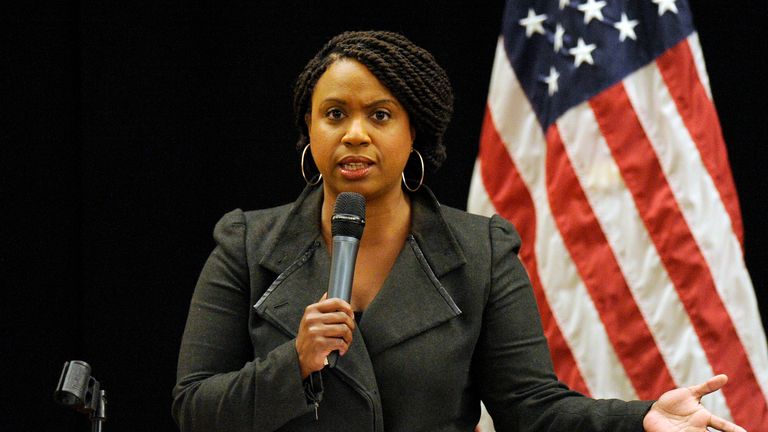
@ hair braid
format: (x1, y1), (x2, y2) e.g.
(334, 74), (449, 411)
(292, 31), (454, 172)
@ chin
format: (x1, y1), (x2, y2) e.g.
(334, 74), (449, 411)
(326, 177), (403, 201)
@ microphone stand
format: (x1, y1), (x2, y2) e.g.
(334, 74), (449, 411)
(54, 360), (108, 432)
(90, 389), (107, 432)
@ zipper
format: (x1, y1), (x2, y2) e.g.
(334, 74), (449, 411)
(303, 370), (324, 420)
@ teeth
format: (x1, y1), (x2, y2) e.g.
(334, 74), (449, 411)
(342, 163), (367, 170)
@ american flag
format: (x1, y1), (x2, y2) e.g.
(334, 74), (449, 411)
(467, 1), (768, 430)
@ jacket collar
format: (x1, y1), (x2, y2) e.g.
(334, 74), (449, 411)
(259, 183), (467, 276)
(254, 183), (466, 398)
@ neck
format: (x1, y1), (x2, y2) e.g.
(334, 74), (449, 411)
(321, 187), (412, 248)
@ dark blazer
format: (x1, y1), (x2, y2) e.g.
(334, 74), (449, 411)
(172, 184), (651, 431)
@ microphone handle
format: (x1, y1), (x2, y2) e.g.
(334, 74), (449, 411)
(326, 236), (360, 367)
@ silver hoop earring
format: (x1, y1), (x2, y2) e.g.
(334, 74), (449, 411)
(301, 144), (322, 185)
(402, 149), (424, 192)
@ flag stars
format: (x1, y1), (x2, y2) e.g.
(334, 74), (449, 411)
(559, 0), (570, 10)
(614, 13), (639, 41)
(569, 38), (597, 67)
(578, 0), (607, 24)
(519, 8), (547, 38)
(554, 24), (566, 52)
(544, 67), (560, 96)
(652, 0), (679, 16)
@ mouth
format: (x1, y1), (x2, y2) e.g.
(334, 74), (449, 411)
(338, 156), (373, 179)
(340, 162), (369, 170)
(338, 156), (373, 169)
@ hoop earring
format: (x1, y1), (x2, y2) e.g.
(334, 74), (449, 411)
(301, 144), (322, 185)
(401, 148), (425, 192)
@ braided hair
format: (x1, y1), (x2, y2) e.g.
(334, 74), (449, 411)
(292, 31), (454, 173)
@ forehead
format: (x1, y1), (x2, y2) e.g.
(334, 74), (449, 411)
(311, 59), (397, 103)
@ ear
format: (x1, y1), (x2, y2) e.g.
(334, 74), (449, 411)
(305, 113), (312, 130)
(410, 125), (416, 142)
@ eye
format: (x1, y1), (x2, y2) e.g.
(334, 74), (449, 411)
(325, 108), (345, 120)
(372, 110), (391, 122)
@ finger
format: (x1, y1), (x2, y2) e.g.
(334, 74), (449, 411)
(308, 310), (356, 330)
(303, 301), (354, 324)
(320, 292), (328, 301)
(309, 322), (354, 341)
(708, 413), (747, 432)
(320, 337), (350, 356)
(315, 298), (354, 317)
(689, 374), (728, 399)
(305, 333), (349, 355)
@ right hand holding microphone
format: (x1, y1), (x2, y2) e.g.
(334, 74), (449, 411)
(295, 293), (356, 379)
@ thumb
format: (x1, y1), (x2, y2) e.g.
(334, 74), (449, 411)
(689, 374), (728, 399)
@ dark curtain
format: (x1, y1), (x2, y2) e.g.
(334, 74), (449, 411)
(4, 2), (766, 430)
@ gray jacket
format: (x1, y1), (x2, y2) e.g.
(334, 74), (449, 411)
(172, 184), (651, 431)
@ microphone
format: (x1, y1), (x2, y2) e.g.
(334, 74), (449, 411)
(326, 192), (366, 367)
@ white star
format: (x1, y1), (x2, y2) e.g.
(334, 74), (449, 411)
(544, 67), (560, 96)
(553, 24), (566, 52)
(519, 8), (547, 38)
(559, 0), (570, 10)
(613, 13), (639, 41)
(569, 38), (597, 67)
(652, 0), (679, 16)
(578, 0), (607, 24)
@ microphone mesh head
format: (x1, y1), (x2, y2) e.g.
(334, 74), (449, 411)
(332, 192), (366, 239)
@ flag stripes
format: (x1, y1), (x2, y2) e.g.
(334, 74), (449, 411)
(469, 29), (768, 430)
(656, 40), (743, 245)
(554, 100), (730, 416)
(592, 80), (766, 427)
(624, 47), (768, 409)
(477, 39), (638, 400)
(545, 124), (677, 399)
(476, 109), (591, 396)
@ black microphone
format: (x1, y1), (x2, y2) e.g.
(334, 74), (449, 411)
(326, 192), (366, 367)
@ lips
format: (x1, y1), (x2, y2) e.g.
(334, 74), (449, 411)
(338, 156), (373, 180)
(340, 162), (368, 170)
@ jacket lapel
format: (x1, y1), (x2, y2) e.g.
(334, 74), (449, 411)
(358, 189), (466, 357)
(255, 242), (381, 393)
(252, 185), (467, 390)
(253, 185), (380, 394)
(358, 236), (463, 357)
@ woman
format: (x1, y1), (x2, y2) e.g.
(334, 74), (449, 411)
(172, 31), (745, 432)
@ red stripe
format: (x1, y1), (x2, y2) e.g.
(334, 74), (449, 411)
(656, 39), (744, 246)
(478, 107), (591, 396)
(544, 124), (676, 399)
(590, 83), (767, 430)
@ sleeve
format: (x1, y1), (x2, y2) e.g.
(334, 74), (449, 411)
(171, 209), (315, 432)
(475, 215), (653, 432)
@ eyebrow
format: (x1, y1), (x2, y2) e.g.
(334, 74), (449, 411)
(320, 97), (400, 108)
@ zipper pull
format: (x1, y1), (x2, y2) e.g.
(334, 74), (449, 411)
(313, 401), (319, 420)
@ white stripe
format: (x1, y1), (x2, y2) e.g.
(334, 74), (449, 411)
(624, 58), (768, 403)
(687, 33), (713, 101)
(556, 104), (731, 418)
(482, 38), (637, 399)
(467, 161), (498, 219)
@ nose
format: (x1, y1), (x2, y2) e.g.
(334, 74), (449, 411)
(342, 116), (370, 146)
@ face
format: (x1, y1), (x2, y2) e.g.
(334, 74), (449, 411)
(306, 59), (415, 202)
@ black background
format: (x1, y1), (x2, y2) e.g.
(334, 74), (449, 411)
(4, 2), (766, 431)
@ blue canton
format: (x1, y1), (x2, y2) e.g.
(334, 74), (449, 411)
(502, 0), (695, 130)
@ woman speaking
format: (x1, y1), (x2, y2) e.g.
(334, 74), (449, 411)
(172, 31), (745, 432)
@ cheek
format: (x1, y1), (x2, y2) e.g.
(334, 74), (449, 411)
(394, 130), (415, 166)
(308, 126), (336, 160)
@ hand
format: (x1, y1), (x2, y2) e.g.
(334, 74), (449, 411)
(295, 293), (356, 379)
(643, 375), (746, 431)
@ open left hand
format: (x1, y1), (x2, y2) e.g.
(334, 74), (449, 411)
(643, 375), (746, 431)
